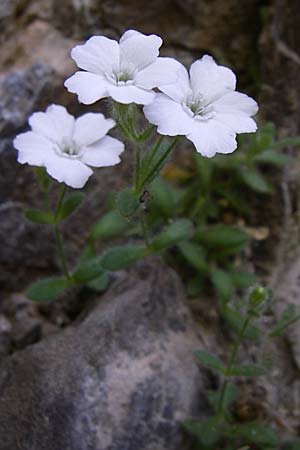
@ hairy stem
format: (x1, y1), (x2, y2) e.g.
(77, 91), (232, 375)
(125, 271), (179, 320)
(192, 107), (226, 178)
(53, 184), (70, 279)
(216, 315), (250, 418)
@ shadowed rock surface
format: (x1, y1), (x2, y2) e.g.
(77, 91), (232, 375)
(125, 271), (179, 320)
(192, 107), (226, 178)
(0, 260), (205, 450)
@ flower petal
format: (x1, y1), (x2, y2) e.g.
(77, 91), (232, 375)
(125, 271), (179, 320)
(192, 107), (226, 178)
(64, 72), (110, 104)
(159, 60), (190, 102)
(135, 57), (180, 90)
(190, 55), (236, 103)
(143, 93), (194, 136)
(119, 30), (162, 71)
(13, 131), (54, 166)
(45, 154), (93, 189)
(215, 113), (257, 133)
(213, 91), (259, 116)
(187, 120), (237, 157)
(81, 136), (125, 167)
(70, 36), (119, 75)
(107, 85), (155, 105)
(29, 104), (75, 143)
(73, 113), (115, 147)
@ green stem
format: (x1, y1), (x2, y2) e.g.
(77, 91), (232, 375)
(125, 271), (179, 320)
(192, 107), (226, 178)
(216, 315), (250, 418)
(140, 136), (178, 189)
(141, 211), (150, 247)
(135, 145), (141, 193)
(53, 184), (70, 279)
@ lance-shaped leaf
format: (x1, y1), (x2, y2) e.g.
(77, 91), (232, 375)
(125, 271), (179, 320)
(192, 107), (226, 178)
(101, 244), (147, 271)
(27, 276), (72, 301)
(25, 209), (55, 225)
(151, 219), (194, 251)
(56, 192), (85, 221)
(194, 350), (225, 374)
(90, 210), (129, 242)
(229, 364), (266, 377)
(118, 187), (139, 218)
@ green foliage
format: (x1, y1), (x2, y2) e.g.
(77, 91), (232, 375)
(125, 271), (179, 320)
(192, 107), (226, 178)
(100, 244), (147, 271)
(87, 272), (110, 293)
(183, 418), (223, 448)
(26, 276), (72, 301)
(230, 423), (280, 448)
(25, 209), (55, 224)
(269, 304), (300, 337)
(195, 225), (249, 253)
(90, 210), (129, 242)
(228, 363), (266, 377)
(56, 192), (85, 221)
(208, 384), (239, 412)
(194, 350), (225, 374)
(151, 219), (194, 251)
(117, 187), (139, 217)
(211, 269), (234, 303)
(72, 255), (104, 283)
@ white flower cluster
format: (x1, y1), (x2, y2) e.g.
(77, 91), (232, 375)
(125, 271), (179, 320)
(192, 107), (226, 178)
(14, 29), (258, 188)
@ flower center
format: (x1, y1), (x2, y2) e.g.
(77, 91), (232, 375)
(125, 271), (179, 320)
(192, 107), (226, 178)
(183, 93), (215, 121)
(105, 63), (137, 86)
(55, 137), (81, 159)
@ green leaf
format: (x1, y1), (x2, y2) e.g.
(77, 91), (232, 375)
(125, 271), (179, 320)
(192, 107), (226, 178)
(72, 255), (104, 283)
(150, 178), (179, 218)
(101, 244), (146, 271)
(178, 241), (208, 274)
(240, 169), (272, 194)
(117, 188), (139, 217)
(211, 269), (234, 303)
(208, 384), (239, 412)
(273, 137), (300, 149)
(223, 306), (262, 340)
(254, 149), (292, 165)
(194, 153), (214, 190)
(140, 137), (177, 187)
(194, 350), (225, 373)
(183, 418), (223, 447)
(229, 363), (266, 377)
(269, 304), (300, 337)
(27, 276), (72, 301)
(90, 210), (129, 242)
(195, 224), (249, 252)
(35, 167), (51, 192)
(151, 219), (194, 251)
(56, 192), (85, 221)
(230, 271), (256, 288)
(231, 423), (279, 447)
(25, 209), (55, 225)
(87, 272), (109, 293)
(137, 125), (155, 143)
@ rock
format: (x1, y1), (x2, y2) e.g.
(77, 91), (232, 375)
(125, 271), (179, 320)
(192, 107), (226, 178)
(0, 63), (58, 137)
(0, 202), (56, 289)
(0, 316), (12, 358)
(0, 259), (206, 450)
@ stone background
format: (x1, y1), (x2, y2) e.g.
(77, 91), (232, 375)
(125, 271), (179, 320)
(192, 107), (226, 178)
(1, 0), (300, 448)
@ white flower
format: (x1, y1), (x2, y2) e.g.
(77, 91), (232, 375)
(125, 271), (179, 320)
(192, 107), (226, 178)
(143, 55), (259, 157)
(64, 29), (179, 106)
(14, 104), (124, 189)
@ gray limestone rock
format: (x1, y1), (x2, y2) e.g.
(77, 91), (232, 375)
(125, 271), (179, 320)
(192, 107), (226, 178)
(0, 259), (206, 450)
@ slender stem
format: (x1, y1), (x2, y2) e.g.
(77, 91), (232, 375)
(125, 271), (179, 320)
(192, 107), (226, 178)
(135, 145), (141, 193)
(141, 211), (150, 247)
(216, 315), (250, 418)
(53, 184), (70, 279)
(140, 136), (178, 189)
(146, 135), (164, 171)
(54, 224), (70, 278)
